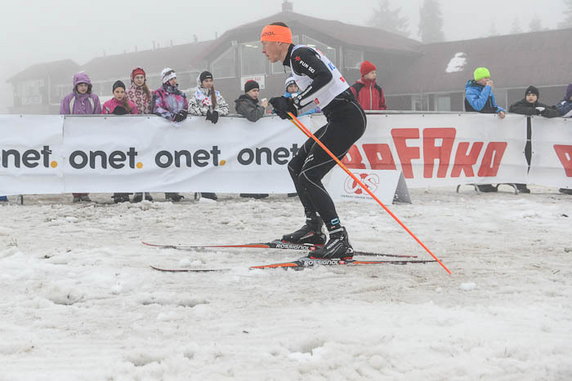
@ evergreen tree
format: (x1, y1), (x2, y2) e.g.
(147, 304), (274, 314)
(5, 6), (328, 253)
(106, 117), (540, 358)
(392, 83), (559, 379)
(529, 16), (542, 32)
(559, 0), (572, 28)
(419, 0), (445, 43)
(368, 0), (410, 37)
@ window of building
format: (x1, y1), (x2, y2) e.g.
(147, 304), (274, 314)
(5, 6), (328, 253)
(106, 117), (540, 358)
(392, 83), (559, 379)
(303, 36), (337, 65)
(240, 41), (266, 76)
(344, 49), (363, 69)
(212, 46), (236, 79)
(412, 95), (424, 111)
(435, 95), (451, 111)
(19, 79), (44, 105)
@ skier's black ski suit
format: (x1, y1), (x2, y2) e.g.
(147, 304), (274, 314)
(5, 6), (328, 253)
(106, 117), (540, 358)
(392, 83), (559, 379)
(284, 44), (367, 228)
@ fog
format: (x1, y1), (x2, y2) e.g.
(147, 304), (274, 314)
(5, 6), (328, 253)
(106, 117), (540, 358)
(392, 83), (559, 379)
(0, 0), (565, 112)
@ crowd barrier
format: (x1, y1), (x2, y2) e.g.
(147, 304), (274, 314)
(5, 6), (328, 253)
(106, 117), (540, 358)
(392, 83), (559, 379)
(0, 113), (570, 195)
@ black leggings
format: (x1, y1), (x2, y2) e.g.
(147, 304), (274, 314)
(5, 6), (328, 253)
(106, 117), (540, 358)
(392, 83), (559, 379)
(288, 97), (367, 228)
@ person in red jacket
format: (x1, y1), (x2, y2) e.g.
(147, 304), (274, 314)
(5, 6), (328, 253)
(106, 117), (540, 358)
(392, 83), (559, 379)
(350, 61), (387, 111)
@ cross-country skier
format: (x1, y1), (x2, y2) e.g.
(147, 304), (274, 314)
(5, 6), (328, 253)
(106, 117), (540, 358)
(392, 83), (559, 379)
(260, 22), (367, 260)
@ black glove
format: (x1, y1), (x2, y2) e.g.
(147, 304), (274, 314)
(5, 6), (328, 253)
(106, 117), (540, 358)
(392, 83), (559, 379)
(173, 110), (188, 122)
(206, 109), (219, 124)
(270, 96), (297, 120)
(112, 106), (128, 115)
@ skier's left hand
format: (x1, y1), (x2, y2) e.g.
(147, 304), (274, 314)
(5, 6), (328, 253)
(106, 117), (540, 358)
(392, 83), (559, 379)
(269, 96), (297, 120)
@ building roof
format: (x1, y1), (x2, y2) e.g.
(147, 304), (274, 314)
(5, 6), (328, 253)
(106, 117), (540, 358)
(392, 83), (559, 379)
(201, 10), (422, 59)
(385, 27), (572, 95)
(80, 40), (214, 80)
(7, 59), (80, 83)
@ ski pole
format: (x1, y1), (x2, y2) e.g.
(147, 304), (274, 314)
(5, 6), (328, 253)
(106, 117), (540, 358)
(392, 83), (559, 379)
(287, 112), (452, 275)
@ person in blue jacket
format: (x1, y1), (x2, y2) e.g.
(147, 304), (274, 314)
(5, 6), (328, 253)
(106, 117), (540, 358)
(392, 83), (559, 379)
(282, 77), (320, 116)
(465, 67), (506, 192)
(465, 67), (506, 117)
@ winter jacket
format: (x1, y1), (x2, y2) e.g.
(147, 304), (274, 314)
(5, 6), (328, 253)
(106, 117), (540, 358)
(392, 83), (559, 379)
(102, 97), (139, 115)
(349, 78), (387, 110)
(187, 77), (230, 116)
(152, 83), (189, 121)
(283, 91), (320, 116)
(555, 100), (572, 117)
(60, 72), (101, 115)
(127, 85), (152, 114)
(235, 94), (265, 122)
(509, 99), (560, 118)
(464, 80), (505, 114)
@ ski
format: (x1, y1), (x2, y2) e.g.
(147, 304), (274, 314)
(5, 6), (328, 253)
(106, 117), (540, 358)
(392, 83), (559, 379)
(250, 258), (437, 270)
(142, 240), (417, 259)
(150, 265), (228, 273)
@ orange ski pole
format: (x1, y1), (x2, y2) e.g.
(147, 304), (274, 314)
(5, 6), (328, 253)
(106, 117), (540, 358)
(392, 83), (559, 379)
(287, 112), (452, 274)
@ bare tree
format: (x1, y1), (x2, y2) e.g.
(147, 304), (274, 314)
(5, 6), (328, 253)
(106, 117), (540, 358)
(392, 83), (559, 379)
(368, 0), (410, 37)
(559, 0), (572, 28)
(419, 0), (445, 43)
(529, 16), (543, 32)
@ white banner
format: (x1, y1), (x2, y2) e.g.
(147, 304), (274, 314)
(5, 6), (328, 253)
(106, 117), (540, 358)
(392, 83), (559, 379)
(0, 115), (64, 195)
(61, 115), (311, 193)
(528, 117), (572, 188)
(0, 113), (569, 195)
(339, 113), (529, 187)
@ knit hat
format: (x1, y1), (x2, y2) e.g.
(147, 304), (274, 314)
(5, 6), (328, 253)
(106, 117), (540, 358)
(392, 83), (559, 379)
(473, 67), (491, 81)
(131, 67), (146, 81)
(112, 80), (126, 92)
(244, 80), (259, 93)
(285, 76), (296, 89)
(525, 85), (539, 97)
(566, 83), (572, 101)
(161, 67), (177, 84)
(199, 71), (213, 83)
(360, 61), (376, 76)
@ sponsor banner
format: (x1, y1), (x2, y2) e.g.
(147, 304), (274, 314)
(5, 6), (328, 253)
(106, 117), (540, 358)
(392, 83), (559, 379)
(340, 113), (529, 187)
(0, 113), (569, 194)
(0, 115), (64, 194)
(528, 117), (572, 188)
(61, 115), (309, 193)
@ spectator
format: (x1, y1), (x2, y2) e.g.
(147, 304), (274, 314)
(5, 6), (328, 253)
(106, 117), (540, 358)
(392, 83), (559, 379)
(153, 67), (189, 202)
(102, 80), (139, 203)
(235, 80), (269, 199)
(555, 84), (572, 195)
(234, 80), (268, 122)
(188, 71), (229, 122)
(555, 83), (572, 118)
(60, 72), (102, 203)
(127, 67), (152, 114)
(188, 70), (230, 201)
(127, 67), (153, 202)
(283, 76), (320, 116)
(509, 85), (560, 118)
(350, 61), (387, 111)
(465, 67), (506, 193)
(508, 86), (560, 194)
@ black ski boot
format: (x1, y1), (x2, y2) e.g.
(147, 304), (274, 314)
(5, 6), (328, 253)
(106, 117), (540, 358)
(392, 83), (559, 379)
(309, 227), (354, 260)
(282, 218), (326, 245)
(165, 193), (184, 202)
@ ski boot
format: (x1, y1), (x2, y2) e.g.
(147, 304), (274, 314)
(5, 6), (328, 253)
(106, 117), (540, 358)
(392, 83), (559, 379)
(309, 227), (354, 260)
(112, 193), (130, 203)
(281, 218), (326, 245)
(165, 192), (184, 202)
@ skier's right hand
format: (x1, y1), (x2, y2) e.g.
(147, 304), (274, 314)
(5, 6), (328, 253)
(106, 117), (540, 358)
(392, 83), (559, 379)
(270, 96), (297, 120)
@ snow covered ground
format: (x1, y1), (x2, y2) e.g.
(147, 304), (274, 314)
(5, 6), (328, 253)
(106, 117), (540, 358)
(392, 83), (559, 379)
(0, 187), (571, 381)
